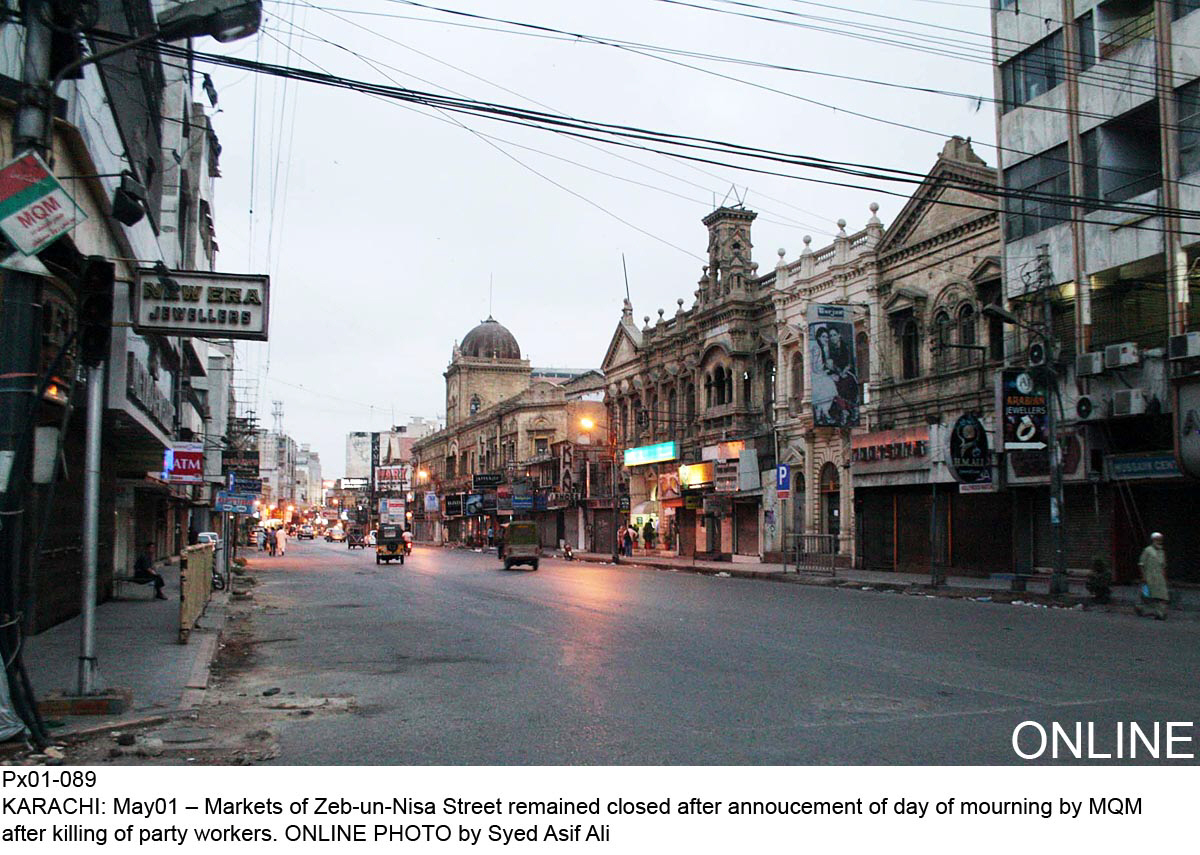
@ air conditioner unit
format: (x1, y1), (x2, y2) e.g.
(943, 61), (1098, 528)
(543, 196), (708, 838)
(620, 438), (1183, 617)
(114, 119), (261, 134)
(1076, 352), (1104, 377)
(1112, 388), (1147, 417)
(1168, 331), (1200, 360)
(1104, 342), (1139, 369)
(1074, 394), (1104, 421)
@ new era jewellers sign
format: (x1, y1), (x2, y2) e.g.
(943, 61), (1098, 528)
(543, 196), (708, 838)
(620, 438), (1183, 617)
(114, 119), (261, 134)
(135, 268), (270, 341)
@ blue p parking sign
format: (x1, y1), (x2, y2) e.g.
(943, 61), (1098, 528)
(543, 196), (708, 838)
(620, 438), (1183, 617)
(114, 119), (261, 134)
(776, 464), (791, 498)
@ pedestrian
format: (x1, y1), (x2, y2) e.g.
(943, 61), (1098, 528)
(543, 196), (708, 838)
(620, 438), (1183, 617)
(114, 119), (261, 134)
(133, 541), (167, 599)
(268, 527), (278, 557)
(276, 525), (288, 557)
(257, 527), (266, 551)
(623, 526), (634, 557)
(617, 524), (627, 556)
(643, 519), (656, 549)
(487, 526), (494, 548)
(1136, 532), (1170, 620)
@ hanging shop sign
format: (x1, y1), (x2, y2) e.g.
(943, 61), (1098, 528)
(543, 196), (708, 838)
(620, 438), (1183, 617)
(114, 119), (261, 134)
(0, 152), (86, 255)
(229, 473), (262, 494)
(678, 461), (714, 490)
(134, 268), (270, 341)
(464, 493), (484, 516)
(375, 464), (410, 492)
(948, 414), (993, 486)
(1008, 429), (1087, 485)
(163, 442), (205, 484)
(703, 495), (732, 516)
(658, 469), (681, 501)
(444, 493), (464, 517)
(340, 477), (369, 490)
(624, 441), (678, 467)
(997, 368), (1049, 451)
(214, 491), (257, 514)
(222, 448), (259, 479)
(807, 303), (861, 428)
(497, 486), (513, 512)
(473, 473), (503, 488)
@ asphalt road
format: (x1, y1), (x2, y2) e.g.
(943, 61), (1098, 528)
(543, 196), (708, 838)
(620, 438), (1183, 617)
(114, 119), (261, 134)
(236, 538), (1199, 764)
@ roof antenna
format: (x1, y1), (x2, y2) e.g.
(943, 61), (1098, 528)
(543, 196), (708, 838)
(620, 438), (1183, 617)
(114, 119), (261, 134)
(489, 273), (493, 320)
(621, 253), (631, 303)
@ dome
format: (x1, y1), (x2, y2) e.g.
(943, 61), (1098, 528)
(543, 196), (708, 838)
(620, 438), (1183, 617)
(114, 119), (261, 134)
(461, 316), (521, 360)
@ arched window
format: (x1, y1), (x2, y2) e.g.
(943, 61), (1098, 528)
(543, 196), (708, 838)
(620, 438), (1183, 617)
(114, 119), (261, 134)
(685, 382), (696, 429)
(958, 303), (976, 365)
(714, 367), (726, 406)
(724, 367), (733, 405)
(469, 395), (481, 415)
(933, 310), (951, 373)
(790, 350), (804, 412)
(901, 318), (920, 380)
(742, 368), (752, 409)
(855, 332), (870, 386)
(649, 394), (659, 438)
(620, 400), (629, 440)
(667, 387), (677, 429)
(705, 372), (714, 408)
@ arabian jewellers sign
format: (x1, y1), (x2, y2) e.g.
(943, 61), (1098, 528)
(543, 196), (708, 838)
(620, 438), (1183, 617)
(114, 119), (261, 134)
(134, 268), (270, 341)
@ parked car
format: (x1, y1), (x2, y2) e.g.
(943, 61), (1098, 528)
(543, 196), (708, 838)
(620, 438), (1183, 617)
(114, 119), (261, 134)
(298, 524), (314, 540)
(498, 521), (540, 570)
(196, 531), (221, 549)
(326, 526), (346, 542)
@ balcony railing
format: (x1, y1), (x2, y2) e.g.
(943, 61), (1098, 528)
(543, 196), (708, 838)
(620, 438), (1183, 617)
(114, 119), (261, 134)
(1099, 12), (1154, 58)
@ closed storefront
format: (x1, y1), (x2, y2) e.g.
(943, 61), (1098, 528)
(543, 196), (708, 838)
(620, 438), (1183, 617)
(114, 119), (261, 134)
(734, 500), (759, 556)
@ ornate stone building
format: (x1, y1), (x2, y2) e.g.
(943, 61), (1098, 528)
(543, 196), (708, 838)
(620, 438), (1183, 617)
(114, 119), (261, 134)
(602, 206), (779, 560)
(412, 318), (603, 547)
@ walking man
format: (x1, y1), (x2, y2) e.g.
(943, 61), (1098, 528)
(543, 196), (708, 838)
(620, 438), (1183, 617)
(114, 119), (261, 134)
(1136, 532), (1170, 620)
(276, 525), (288, 557)
(268, 527), (278, 557)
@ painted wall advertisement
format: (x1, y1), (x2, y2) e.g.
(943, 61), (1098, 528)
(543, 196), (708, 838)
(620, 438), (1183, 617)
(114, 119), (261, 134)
(807, 303), (860, 427)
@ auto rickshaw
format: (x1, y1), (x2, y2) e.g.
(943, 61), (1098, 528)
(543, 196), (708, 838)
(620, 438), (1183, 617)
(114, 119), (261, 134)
(375, 524), (405, 564)
(347, 524), (366, 549)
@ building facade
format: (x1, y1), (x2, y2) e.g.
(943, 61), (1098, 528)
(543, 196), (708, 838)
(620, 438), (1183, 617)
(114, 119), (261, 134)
(992, 1), (1200, 581)
(412, 319), (603, 547)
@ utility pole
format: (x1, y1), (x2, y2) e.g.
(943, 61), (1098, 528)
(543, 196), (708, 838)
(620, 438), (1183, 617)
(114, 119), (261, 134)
(1037, 246), (1069, 596)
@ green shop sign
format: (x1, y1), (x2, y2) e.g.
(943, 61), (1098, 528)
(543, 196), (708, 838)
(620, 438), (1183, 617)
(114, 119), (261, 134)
(623, 441), (678, 467)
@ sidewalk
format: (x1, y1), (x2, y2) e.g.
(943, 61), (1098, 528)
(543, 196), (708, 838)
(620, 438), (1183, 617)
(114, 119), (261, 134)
(20, 560), (230, 739)
(566, 550), (1200, 613)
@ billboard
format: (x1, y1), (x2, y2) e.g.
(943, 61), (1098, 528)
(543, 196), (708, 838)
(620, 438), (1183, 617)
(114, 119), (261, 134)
(375, 464), (410, 492)
(134, 268), (269, 341)
(807, 304), (860, 427)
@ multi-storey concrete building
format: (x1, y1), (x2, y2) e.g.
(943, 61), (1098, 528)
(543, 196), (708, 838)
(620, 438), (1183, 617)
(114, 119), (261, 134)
(992, 0), (1200, 581)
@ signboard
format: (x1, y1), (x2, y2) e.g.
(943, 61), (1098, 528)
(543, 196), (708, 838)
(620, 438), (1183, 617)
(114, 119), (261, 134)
(703, 495), (732, 515)
(444, 493), (464, 517)
(702, 440), (746, 462)
(134, 268), (269, 341)
(0, 152), (86, 255)
(678, 462), (714, 490)
(222, 449), (259, 478)
(807, 303), (860, 427)
(163, 442), (204, 484)
(776, 464), (791, 499)
(998, 369), (1049, 451)
(948, 414), (992, 486)
(423, 492), (440, 514)
(512, 496), (534, 511)
(624, 441), (678, 467)
(851, 428), (929, 471)
(1106, 453), (1183, 481)
(375, 464), (410, 491)
(714, 460), (739, 493)
(497, 486), (513, 513)
(214, 491), (257, 514)
(473, 473), (503, 488)
(464, 493), (484, 516)
(340, 477), (369, 490)
(382, 498), (407, 523)
(1008, 429), (1087, 484)
(230, 474), (262, 494)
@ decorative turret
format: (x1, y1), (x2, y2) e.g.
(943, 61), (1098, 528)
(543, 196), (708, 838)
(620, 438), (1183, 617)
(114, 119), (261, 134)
(701, 206), (757, 300)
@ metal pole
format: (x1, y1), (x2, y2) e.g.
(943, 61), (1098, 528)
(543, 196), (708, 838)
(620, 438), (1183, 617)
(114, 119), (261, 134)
(611, 447), (619, 564)
(77, 363), (104, 695)
(1039, 247), (1069, 596)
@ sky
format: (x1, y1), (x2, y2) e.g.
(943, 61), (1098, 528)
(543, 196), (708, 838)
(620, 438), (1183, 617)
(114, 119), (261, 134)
(198, 0), (999, 478)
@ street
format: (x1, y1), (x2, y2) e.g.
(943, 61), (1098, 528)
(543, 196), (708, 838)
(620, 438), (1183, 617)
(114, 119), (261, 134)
(199, 538), (1200, 765)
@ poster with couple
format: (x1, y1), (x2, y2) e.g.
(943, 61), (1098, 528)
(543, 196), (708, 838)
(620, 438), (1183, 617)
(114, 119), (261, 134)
(807, 303), (861, 428)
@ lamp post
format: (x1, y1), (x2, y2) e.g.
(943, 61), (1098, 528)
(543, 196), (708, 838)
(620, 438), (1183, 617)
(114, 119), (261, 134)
(983, 299), (1069, 596)
(580, 417), (620, 564)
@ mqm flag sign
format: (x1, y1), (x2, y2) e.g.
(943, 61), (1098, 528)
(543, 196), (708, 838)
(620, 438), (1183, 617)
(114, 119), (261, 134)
(163, 442), (205, 484)
(0, 153), (86, 255)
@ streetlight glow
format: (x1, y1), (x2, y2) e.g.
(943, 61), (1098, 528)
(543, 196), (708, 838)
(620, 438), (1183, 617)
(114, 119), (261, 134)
(580, 417), (596, 431)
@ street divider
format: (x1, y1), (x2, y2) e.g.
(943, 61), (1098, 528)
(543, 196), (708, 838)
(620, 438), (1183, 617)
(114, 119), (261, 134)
(179, 543), (215, 644)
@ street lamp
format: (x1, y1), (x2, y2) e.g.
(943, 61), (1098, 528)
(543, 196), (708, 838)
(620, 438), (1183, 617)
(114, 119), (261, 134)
(982, 302), (1069, 596)
(580, 417), (620, 564)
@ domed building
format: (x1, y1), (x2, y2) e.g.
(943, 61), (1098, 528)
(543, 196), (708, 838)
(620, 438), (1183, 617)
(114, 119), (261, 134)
(444, 316), (531, 428)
